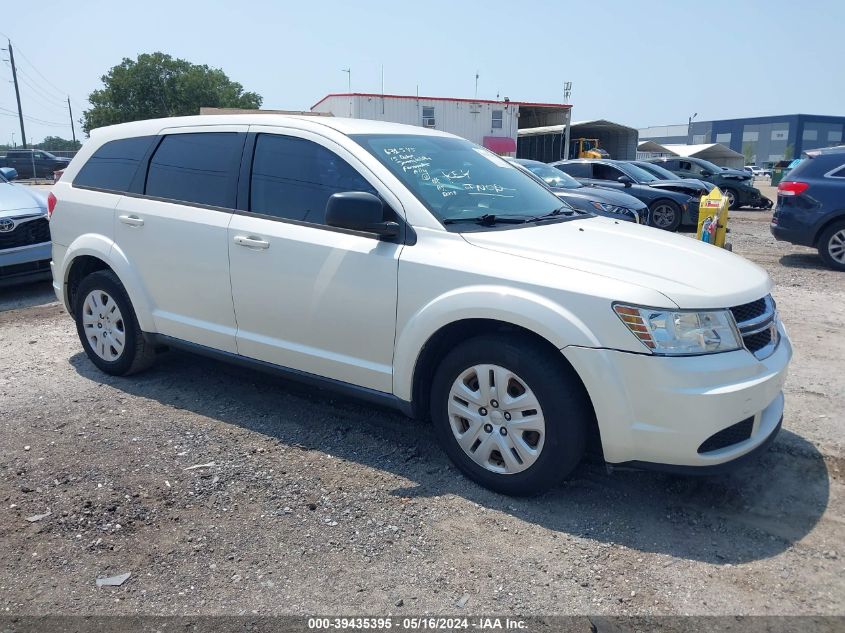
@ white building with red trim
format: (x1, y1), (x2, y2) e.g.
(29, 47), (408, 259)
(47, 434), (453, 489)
(310, 93), (571, 156)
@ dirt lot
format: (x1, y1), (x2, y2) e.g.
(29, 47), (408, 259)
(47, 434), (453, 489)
(0, 188), (843, 617)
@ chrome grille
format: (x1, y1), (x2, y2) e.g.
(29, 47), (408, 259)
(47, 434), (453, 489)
(730, 295), (778, 360)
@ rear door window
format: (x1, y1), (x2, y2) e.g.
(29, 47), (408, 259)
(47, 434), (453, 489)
(145, 132), (244, 208)
(593, 163), (624, 181)
(74, 136), (155, 192)
(556, 162), (592, 178)
(249, 134), (375, 225)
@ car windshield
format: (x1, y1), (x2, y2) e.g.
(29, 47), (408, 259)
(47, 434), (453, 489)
(520, 161), (582, 189)
(638, 162), (680, 180)
(616, 161), (658, 183)
(353, 134), (566, 224)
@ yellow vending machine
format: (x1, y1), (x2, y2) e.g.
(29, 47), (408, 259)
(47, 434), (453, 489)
(697, 188), (731, 251)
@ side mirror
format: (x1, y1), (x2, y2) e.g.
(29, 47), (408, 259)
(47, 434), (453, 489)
(0, 167), (18, 181)
(326, 192), (399, 239)
(700, 170), (713, 177)
(617, 175), (634, 186)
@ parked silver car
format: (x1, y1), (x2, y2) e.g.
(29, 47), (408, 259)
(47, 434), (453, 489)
(0, 167), (51, 287)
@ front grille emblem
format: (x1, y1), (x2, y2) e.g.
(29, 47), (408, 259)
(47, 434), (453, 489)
(0, 218), (15, 233)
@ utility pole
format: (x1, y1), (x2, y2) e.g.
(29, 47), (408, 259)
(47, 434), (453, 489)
(67, 96), (77, 144)
(474, 72), (479, 99)
(7, 41), (27, 148)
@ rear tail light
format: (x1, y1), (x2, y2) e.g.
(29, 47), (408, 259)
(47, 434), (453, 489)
(777, 181), (809, 196)
(47, 192), (57, 219)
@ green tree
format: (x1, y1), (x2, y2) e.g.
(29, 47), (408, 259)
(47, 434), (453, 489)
(742, 142), (755, 165)
(82, 52), (262, 134)
(34, 137), (82, 151)
(783, 144), (794, 160)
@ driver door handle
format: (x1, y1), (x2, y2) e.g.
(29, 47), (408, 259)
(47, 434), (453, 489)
(234, 235), (270, 250)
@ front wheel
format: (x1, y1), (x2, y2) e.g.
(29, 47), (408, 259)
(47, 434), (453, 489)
(430, 335), (590, 496)
(818, 221), (845, 271)
(648, 200), (682, 231)
(722, 187), (739, 210)
(74, 270), (156, 376)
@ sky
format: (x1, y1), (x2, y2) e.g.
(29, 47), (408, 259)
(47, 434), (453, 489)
(2, 0), (843, 146)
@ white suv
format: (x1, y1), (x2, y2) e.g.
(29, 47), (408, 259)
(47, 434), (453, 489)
(49, 115), (792, 495)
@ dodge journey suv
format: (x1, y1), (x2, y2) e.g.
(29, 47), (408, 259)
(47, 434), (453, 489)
(49, 115), (792, 496)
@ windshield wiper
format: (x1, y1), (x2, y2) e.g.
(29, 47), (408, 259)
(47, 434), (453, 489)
(442, 214), (527, 226)
(522, 206), (587, 223)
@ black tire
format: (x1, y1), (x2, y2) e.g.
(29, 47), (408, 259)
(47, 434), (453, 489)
(648, 199), (682, 232)
(722, 187), (740, 210)
(817, 220), (845, 272)
(429, 335), (590, 496)
(74, 270), (156, 376)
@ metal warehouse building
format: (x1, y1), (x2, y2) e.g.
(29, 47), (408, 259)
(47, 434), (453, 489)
(640, 114), (845, 166)
(517, 119), (639, 162)
(311, 93), (571, 155)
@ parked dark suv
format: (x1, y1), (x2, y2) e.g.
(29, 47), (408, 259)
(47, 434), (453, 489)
(0, 149), (71, 179)
(771, 146), (845, 271)
(646, 156), (771, 210)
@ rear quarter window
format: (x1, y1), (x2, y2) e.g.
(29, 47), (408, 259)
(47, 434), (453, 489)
(74, 136), (155, 192)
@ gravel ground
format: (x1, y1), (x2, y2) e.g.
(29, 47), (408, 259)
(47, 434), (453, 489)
(0, 192), (843, 617)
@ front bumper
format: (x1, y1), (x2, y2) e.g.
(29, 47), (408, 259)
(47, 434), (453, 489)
(0, 242), (52, 287)
(563, 321), (792, 467)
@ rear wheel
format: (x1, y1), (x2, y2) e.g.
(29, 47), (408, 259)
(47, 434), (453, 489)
(648, 200), (682, 231)
(74, 270), (156, 375)
(430, 335), (590, 496)
(818, 221), (845, 271)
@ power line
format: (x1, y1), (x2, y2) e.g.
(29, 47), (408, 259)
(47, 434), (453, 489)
(9, 41), (71, 100)
(1, 37), (86, 111)
(0, 110), (67, 127)
(17, 68), (68, 107)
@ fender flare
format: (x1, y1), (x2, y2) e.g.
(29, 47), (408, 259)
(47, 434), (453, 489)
(60, 235), (156, 332)
(392, 285), (601, 402)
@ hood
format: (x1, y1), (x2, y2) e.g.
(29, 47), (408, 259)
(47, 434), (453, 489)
(648, 180), (707, 195)
(715, 169), (752, 182)
(551, 185), (646, 210)
(0, 183), (48, 216)
(460, 218), (771, 309)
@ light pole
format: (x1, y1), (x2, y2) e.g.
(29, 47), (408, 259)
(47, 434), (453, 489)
(688, 112), (698, 140)
(341, 68), (351, 117)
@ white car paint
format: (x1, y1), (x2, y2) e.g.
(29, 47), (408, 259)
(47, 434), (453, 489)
(49, 114), (791, 471)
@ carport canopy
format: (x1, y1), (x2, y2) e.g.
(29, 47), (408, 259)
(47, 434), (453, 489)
(518, 118), (638, 161)
(661, 143), (745, 167)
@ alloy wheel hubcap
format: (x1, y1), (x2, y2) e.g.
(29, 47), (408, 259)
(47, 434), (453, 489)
(724, 190), (736, 206)
(447, 364), (546, 475)
(82, 290), (126, 361)
(652, 205), (676, 228)
(830, 229), (845, 263)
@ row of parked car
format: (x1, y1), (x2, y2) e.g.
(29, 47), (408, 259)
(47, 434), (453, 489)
(508, 155), (772, 232)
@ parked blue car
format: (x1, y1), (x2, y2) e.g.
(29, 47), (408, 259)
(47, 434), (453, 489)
(771, 146), (845, 271)
(0, 167), (52, 286)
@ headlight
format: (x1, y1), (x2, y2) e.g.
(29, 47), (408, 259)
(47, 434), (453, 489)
(591, 201), (629, 215)
(613, 304), (742, 355)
